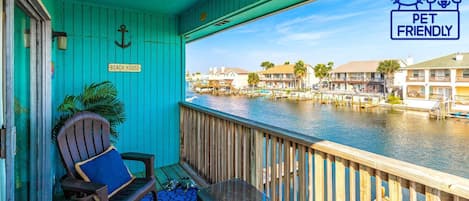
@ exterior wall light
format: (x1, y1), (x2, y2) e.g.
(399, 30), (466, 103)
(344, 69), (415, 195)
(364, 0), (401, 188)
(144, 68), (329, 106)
(53, 31), (67, 50)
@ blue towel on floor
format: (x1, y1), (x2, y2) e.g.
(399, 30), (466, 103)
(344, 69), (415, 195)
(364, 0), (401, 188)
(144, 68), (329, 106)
(140, 187), (197, 201)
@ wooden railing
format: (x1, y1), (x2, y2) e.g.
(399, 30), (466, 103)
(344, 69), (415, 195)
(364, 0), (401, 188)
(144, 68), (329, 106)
(262, 77), (295, 81)
(429, 76), (451, 82)
(455, 95), (469, 105)
(406, 76), (425, 82)
(456, 76), (469, 82)
(180, 102), (469, 201)
(330, 77), (346, 81)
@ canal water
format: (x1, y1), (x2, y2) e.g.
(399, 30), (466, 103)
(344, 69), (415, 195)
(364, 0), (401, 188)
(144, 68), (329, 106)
(187, 91), (469, 179)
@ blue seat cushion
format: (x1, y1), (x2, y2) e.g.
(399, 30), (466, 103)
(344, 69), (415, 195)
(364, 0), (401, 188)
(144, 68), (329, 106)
(75, 146), (135, 197)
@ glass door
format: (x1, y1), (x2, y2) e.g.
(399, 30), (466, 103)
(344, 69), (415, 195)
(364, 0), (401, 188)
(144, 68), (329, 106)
(14, 5), (31, 201)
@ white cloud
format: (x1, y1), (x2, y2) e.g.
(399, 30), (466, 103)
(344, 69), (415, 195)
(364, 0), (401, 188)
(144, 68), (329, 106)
(272, 11), (368, 45)
(275, 11), (367, 33)
(277, 32), (322, 45)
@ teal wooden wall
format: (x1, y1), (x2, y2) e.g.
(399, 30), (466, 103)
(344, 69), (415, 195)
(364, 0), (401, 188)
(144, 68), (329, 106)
(51, 0), (184, 172)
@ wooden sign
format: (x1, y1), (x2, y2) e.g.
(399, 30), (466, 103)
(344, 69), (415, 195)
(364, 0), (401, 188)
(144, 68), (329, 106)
(108, 64), (141, 72)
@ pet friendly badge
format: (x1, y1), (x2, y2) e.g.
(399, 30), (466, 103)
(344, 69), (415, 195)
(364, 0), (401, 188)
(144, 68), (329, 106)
(391, 0), (461, 40)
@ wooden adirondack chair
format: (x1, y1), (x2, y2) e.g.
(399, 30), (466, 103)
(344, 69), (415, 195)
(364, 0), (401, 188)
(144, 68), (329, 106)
(56, 112), (157, 201)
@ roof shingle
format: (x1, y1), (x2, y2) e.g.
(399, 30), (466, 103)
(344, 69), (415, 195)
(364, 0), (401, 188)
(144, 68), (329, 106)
(331, 61), (381, 73)
(261, 64), (294, 74)
(405, 53), (469, 69)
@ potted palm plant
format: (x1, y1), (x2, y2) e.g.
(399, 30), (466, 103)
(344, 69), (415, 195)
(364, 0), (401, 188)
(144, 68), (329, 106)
(52, 81), (125, 140)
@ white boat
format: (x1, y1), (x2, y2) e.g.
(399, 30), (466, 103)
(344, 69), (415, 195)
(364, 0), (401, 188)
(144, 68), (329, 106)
(185, 96), (197, 102)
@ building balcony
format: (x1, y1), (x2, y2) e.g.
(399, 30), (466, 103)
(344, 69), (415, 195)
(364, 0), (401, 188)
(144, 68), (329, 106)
(366, 77), (384, 82)
(429, 76), (451, 82)
(407, 92), (425, 99)
(179, 102), (469, 201)
(429, 93), (445, 100)
(348, 77), (364, 81)
(455, 95), (469, 105)
(261, 77), (295, 81)
(330, 77), (346, 82)
(330, 77), (384, 83)
(456, 76), (469, 82)
(406, 76), (425, 82)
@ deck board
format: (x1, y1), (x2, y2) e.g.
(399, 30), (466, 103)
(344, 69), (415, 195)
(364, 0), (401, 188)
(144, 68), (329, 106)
(155, 163), (198, 191)
(172, 164), (193, 179)
(155, 167), (171, 191)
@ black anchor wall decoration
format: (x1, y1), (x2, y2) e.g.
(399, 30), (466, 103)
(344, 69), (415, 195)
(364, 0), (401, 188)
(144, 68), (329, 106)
(115, 25), (131, 48)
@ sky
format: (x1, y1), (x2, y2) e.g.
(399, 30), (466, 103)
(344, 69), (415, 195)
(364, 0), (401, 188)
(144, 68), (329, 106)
(186, 0), (469, 73)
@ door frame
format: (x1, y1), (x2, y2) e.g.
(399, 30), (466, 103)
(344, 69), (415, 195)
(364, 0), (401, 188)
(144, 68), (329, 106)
(4, 0), (52, 200)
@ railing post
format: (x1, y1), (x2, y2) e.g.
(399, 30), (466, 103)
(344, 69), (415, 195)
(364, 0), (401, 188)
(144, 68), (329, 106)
(360, 164), (372, 201)
(251, 129), (263, 189)
(180, 106), (185, 162)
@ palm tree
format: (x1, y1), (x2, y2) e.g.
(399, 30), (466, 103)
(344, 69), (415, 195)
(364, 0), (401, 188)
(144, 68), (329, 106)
(52, 81), (125, 140)
(314, 62), (334, 88)
(260, 61), (275, 70)
(377, 60), (401, 95)
(248, 72), (260, 88)
(294, 60), (307, 89)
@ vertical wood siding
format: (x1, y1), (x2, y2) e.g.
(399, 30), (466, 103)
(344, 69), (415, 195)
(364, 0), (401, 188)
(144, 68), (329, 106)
(52, 1), (184, 169)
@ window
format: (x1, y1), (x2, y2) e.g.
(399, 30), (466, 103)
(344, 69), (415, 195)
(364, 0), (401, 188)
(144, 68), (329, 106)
(463, 69), (469, 78)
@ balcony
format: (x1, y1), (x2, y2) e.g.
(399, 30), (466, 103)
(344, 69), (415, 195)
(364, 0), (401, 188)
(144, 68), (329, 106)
(262, 77), (295, 81)
(430, 76), (451, 82)
(456, 76), (469, 82)
(429, 93), (445, 100)
(455, 95), (469, 105)
(330, 77), (346, 82)
(348, 77), (364, 81)
(366, 77), (384, 82)
(407, 92), (425, 99)
(407, 76), (425, 82)
(180, 102), (469, 201)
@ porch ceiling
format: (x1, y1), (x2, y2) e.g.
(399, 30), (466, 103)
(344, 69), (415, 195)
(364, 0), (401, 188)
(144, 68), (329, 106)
(64, 0), (203, 15)
(183, 0), (313, 42)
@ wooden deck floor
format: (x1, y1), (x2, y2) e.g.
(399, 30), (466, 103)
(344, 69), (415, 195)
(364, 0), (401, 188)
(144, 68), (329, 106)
(152, 163), (196, 191)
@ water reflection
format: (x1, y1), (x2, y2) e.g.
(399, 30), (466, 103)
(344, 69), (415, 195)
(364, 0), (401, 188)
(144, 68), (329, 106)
(189, 92), (469, 178)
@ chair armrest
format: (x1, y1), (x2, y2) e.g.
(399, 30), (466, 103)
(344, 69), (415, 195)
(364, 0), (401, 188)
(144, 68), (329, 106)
(121, 152), (155, 179)
(61, 177), (108, 201)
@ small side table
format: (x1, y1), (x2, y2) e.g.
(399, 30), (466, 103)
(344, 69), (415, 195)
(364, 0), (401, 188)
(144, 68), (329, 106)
(197, 178), (269, 201)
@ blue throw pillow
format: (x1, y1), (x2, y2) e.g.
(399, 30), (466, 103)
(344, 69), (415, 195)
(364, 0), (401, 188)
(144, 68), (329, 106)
(75, 146), (135, 198)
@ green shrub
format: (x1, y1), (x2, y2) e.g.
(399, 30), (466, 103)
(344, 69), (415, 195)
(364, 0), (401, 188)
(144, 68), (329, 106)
(388, 95), (402, 104)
